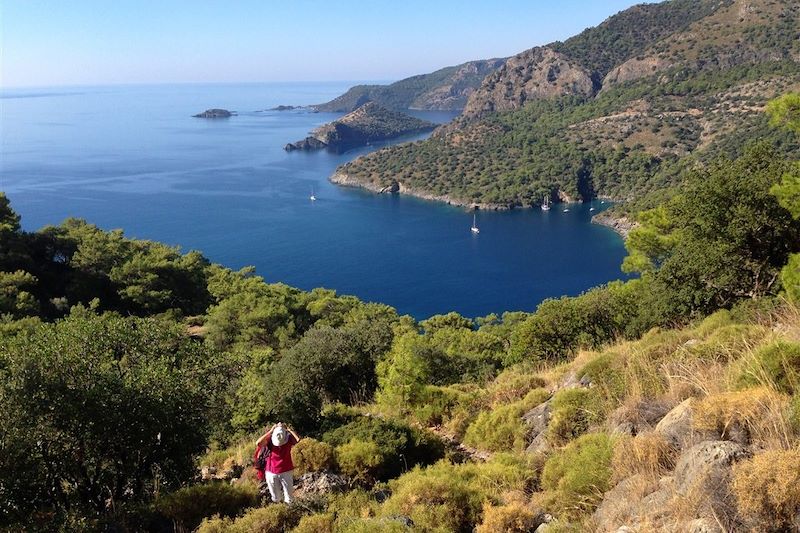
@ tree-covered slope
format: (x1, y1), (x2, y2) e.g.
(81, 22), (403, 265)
(333, 0), (800, 209)
(313, 58), (505, 112)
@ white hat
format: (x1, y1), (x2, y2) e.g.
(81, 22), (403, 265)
(271, 426), (288, 446)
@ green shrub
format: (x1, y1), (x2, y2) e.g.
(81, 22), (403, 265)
(409, 384), (478, 427)
(336, 439), (385, 484)
(541, 433), (615, 519)
(463, 388), (550, 452)
(292, 438), (335, 475)
(578, 353), (626, 402)
(158, 482), (259, 532)
(291, 513), (334, 533)
(477, 502), (541, 533)
(326, 489), (379, 522)
(547, 388), (604, 445)
(197, 504), (303, 533)
(322, 417), (444, 481)
(736, 341), (800, 394)
(486, 369), (547, 406)
(381, 465), (484, 532)
(790, 395), (800, 434)
(687, 324), (768, 362)
(335, 517), (411, 532)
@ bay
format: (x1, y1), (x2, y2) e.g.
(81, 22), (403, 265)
(0, 82), (628, 319)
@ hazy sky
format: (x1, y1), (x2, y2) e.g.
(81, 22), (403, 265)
(2, 1), (644, 88)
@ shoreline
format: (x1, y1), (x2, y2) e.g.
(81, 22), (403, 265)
(330, 172), (636, 237)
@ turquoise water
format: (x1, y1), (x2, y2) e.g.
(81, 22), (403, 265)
(1, 82), (628, 319)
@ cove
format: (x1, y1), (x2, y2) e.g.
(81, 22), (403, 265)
(0, 82), (629, 319)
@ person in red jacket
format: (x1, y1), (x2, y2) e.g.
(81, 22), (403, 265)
(255, 422), (300, 503)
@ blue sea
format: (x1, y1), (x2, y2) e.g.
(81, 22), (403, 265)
(1, 82), (628, 319)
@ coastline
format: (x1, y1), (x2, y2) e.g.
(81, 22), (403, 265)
(330, 171), (636, 238)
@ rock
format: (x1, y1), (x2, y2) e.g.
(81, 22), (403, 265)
(674, 440), (750, 494)
(285, 137), (328, 151)
(654, 399), (714, 451)
(523, 401), (552, 453)
(592, 475), (654, 531)
(684, 517), (723, 533)
(193, 108), (233, 118)
(285, 102), (435, 152)
(270, 105), (299, 111)
(462, 47), (594, 119)
(608, 399), (673, 436)
(293, 471), (349, 498)
(673, 441), (750, 530)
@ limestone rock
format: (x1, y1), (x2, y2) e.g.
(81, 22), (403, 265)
(674, 440), (750, 494)
(462, 47), (594, 119)
(293, 471), (349, 498)
(608, 399), (673, 436)
(654, 398), (714, 451)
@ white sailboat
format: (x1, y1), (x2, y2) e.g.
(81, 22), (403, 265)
(310, 187), (317, 201)
(541, 196), (551, 211)
(471, 213), (480, 234)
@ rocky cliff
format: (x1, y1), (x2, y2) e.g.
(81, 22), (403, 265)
(285, 102), (436, 152)
(461, 47), (594, 119)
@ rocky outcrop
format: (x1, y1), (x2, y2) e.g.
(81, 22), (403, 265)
(602, 57), (674, 89)
(592, 211), (638, 239)
(286, 102), (435, 152)
(193, 108), (233, 118)
(462, 47), (594, 119)
(293, 471), (349, 498)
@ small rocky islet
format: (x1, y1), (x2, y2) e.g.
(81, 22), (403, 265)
(284, 102), (436, 152)
(192, 108), (234, 118)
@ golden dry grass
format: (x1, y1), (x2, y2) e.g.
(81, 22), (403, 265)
(611, 432), (678, 484)
(732, 449), (800, 528)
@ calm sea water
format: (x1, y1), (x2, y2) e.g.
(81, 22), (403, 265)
(1, 82), (628, 319)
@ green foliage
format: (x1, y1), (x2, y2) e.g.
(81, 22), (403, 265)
(291, 513), (335, 533)
(548, 388), (604, 445)
(736, 341), (800, 395)
(541, 433), (615, 519)
(0, 270), (39, 317)
(463, 388), (550, 452)
(335, 439), (385, 484)
(626, 143), (800, 321)
(782, 254), (800, 304)
(292, 438), (336, 476)
(579, 353), (626, 402)
(0, 312), (233, 523)
(767, 93), (800, 134)
(157, 483), (259, 532)
(322, 417), (444, 482)
(508, 280), (644, 364)
(197, 504), (304, 533)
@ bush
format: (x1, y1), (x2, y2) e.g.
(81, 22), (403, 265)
(158, 483), (259, 532)
(291, 513), (334, 533)
(547, 388), (604, 445)
(292, 438), (335, 476)
(322, 417), (444, 481)
(693, 388), (789, 444)
(486, 370), (547, 407)
(732, 449), (800, 529)
(409, 384), (478, 427)
(477, 503), (542, 533)
(579, 353), (626, 402)
(736, 341), (800, 394)
(336, 439), (384, 484)
(611, 432), (677, 483)
(381, 465), (483, 532)
(463, 388), (550, 452)
(197, 504), (303, 533)
(541, 433), (615, 519)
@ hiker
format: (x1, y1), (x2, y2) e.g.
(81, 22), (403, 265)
(254, 422), (300, 504)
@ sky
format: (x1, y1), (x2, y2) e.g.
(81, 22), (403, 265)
(1, 0), (645, 88)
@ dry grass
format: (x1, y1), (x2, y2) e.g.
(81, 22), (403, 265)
(692, 388), (792, 449)
(476, 502), (542, 533)
(611, 432), (678, 484)
(732, 449), (800, 529)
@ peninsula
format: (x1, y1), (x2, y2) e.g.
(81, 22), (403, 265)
(284, 102), (435, 152)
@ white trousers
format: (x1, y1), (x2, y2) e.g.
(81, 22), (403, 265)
(265, 470), (294, 503)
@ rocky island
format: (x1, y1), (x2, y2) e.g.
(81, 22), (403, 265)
(193, 108), (234, 118)
(284, 102), (435, 152)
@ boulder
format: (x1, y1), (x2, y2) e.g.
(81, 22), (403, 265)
(293, 471), (349, 498)
(608, 399), (673, 436)
(654, 399), (714, 451)
(673, 441), (750, 529)
(592, 474), (653, 531)
(523, 401), (552, 453)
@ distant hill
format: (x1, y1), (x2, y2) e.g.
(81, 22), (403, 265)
(333, 0), (800, 209)
(285, 102), (436, 152)
(313, 59), (505, 112)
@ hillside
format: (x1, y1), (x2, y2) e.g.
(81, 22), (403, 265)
(285, 102), (436, 152)
(332, 0), (800, 209)
(313, 58), (505, 112)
